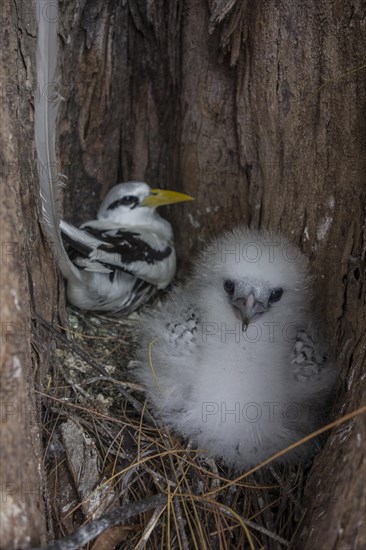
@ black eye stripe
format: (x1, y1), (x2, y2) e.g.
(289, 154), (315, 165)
(107, 196), (139, 210)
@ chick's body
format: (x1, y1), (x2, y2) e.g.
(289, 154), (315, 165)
(135, 227), (335, 469)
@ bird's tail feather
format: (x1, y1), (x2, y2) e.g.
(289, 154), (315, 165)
(35, 0), (80, 282)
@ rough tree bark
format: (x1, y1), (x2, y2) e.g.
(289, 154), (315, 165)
(0, 2), (59, 548)
(1, 0), (365, 547)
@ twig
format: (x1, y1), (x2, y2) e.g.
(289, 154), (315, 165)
(207, 501), (290, 547)
(29, 495), (167, 550)
(173, 497), (190, 550)
(134, 503), (167, 550)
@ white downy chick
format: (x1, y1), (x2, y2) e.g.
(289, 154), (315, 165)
(134, 227), (336, 469)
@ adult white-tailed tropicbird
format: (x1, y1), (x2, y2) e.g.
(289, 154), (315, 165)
(60, 182), (193, 314)
(34, 0), (193, 315)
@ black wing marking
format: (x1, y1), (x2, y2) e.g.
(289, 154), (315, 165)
(117, 278), (157, 314)
(61, 228), (127, 274)
(87, 277), (157, 316)
(61, 229), (93, 260)
(61, 225), (172, 274)
(81, 226), (172, 266)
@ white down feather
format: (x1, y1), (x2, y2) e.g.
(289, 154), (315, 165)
(135, 227), (336, 469)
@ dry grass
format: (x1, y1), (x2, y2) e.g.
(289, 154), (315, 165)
(38, 308), (314, 550)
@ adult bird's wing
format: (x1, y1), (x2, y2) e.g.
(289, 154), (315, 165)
(60, 220), (174, 285)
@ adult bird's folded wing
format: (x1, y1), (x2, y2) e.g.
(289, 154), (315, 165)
(61, 220), (175, 285)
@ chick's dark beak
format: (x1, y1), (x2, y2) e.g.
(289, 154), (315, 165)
(232, 292), (256, 332)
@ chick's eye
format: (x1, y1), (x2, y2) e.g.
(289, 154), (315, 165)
(270, 288), (283, 302)
(224, 280), (235, 294)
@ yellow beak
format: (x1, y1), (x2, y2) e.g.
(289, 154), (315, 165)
(141, 189), (194, 208)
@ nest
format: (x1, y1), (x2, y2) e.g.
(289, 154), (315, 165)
(39, 307), (314, 550)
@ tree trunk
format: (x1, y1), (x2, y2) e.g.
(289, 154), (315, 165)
(0, 2), (60, 548)
(1, 0), (365, 547)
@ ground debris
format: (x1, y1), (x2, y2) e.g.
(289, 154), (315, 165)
(38, 307), (309, 549)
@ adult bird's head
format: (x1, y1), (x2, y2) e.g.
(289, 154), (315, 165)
(193, 226), (313, 331)
(97, 181), (193, 224)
